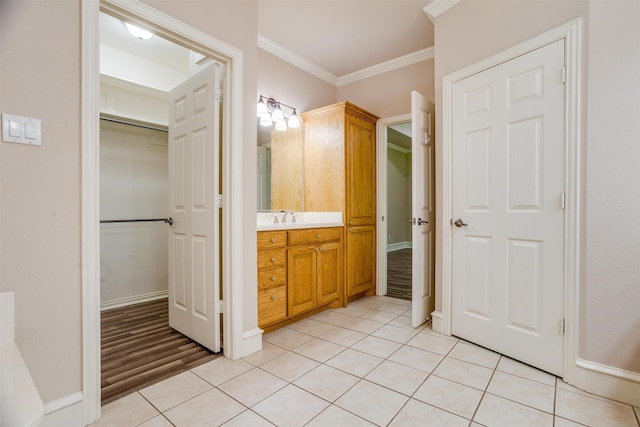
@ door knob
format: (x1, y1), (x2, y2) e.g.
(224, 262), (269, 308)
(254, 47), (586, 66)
(453, 218), (468, 228)
(417, 218), (428, 225)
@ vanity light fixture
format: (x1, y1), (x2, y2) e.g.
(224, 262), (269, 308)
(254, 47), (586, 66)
(124, 22), (154, 41)
(257, 95), (301, 131)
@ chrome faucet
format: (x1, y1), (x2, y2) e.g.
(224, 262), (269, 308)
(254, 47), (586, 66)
(281, 210), (294, 223)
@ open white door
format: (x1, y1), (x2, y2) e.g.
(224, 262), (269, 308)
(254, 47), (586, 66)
(168, 64), (221, 352)
(451, 40), (565, 375)
(411, 91), (435, 327)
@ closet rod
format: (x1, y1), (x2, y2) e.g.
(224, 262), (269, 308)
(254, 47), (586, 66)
(100, 217), (174, 226)
(99, 115), (169, 133)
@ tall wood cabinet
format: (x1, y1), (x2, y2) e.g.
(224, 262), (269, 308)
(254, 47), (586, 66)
(301, 102), (379, 298)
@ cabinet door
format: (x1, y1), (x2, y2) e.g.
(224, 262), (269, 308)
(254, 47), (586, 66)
(346, 225), (376, 296)
(287, 245), (317, 316)
(345, 114), (376, 226)
(317, 241), (341, 305)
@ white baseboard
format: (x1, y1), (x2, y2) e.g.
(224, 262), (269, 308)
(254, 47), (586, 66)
(241, 328), (263, 358)
(571, 358), (640, 407)
(387, 241), (412, 252)
(41, 392), (84, 427)
(430, 310), (443, 334)
(100, 290), (168, 311)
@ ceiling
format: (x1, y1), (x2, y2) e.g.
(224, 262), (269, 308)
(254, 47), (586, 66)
(100, 1), (435, 82)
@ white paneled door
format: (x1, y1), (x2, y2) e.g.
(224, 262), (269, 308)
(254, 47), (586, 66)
(411, 91), (435, 327)
(168, 64), (221, 352)
(451, 40), (565, 375)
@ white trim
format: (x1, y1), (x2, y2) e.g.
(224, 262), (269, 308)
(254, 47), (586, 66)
(258, 34), (337, 86)
(337, 48), (434, 87)
(423, 0), (461, 22)
(241, 328), (264, 357)
(83, 1), (246, 423)
(100, 291), (168, 311)
(41, 392), (84, 427)
(573, 359), (640, 407)
(439, 19), (582, 383)
(376, 114), (411, 298)
(387, 142), (411, 154)
(387, 242), (412, 252)
(431, 310), (443, 333)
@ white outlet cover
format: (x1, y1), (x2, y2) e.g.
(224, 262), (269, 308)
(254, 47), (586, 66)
(2, 113), (42, 146)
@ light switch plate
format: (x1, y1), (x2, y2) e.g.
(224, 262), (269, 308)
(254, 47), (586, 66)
(2, 113), (42, 146)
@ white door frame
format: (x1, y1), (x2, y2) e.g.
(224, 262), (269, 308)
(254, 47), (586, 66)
(437, 19), (582, 382)
(82, 0), (245, 423)
(376, 113), (411, 297)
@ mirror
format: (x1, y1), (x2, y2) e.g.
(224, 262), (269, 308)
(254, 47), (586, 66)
(257, 121), (304, 212)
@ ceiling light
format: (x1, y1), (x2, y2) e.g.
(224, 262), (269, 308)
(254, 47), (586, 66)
(256, 95), (301, 131)
(124, 22), (153, 41)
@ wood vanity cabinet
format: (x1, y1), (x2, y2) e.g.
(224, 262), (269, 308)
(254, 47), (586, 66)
(257, 227), (342, 329)
(301, 102), (379, 298)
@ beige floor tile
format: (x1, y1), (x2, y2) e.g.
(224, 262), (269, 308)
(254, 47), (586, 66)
(413, 375), (483, 419)
(407, 331), (457, 355)
(349, 297), (385, 309)
(163, 388), (245, 427)
(332, 304), (371, 317)
(555, 388), (638, 427)
(319, 326), (367, 347)
(365, 360), (428, 396)
(387, 314), (415, 329)
(496, 355), (556, 386)
(310, 310), (355, 326)
(260, 351), (320, 382)
(325, 348), (383, 378)
(421, 325), (460, 341)
(335, 380), (409, 426)
(252, 385), (330, 427)
(217, 368), (287, 407)
(389, 398), (469, 427)
(433, 357), (493, 390)
(487, 371), (555, 413)
(262, 327), (314, 350)
(293, 337), (346, 362)
(90, 392), (158, 427)
(376, 301), (411, 314)
(554, 416), (587, 427)
(359, 308), (400, 323)
(448, 341), (501, 368)
(222, 410), (274, 426)
(285, 318), (336, 337)
(388, 345), (444, 373)
(474, 393), (553, 427)
(136, 415), (173, 427)
(191, 357), (253, 386)
(139, 371), (212, 412)
(371, 324), (419, 344)
(342, 317), (385, 334)
(351, 335), (402, 358)
(294, 364), (360, 402)
(242, 341), (287, 366)
(556, 380), (632, 407)
(306, 405), (376, 426)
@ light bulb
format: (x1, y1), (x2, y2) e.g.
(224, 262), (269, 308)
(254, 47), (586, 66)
(257, 97), (268, 117)
(288, 111), (300, 128)
(124, 22), (153, 40)
(271, 104), (284, 122)
(275, 119), (287, 131)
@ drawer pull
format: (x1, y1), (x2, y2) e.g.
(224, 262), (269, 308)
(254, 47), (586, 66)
(270, 238), (276, 243)
(271, 295), (276, 301)
(271, 257), (276, 263)
(270, 276), (276, 281)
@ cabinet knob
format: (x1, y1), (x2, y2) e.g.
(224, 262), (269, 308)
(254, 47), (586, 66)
(270, 238), (276, 243)
(271, 295), (276, 301)
(271, 257), (276, 263)
(270, 276), (276, 282)
(316, 234), (320, 239)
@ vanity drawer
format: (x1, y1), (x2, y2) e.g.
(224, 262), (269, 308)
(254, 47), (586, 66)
(257, 230), (287, 248)
(257, 249), (286, 270)
(258, 267), (286, 290)
(258, 285), (287, 326)
(288, 227), (342, 246)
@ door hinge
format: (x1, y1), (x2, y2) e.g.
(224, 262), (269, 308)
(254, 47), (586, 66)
(218, 300), (224, 313)
(561, 192), (566, 209)
(559, 317), (566, 335)
(216, 89), (224, 102)
(561, 66), (566, 84)
(216, 194), (223, 208)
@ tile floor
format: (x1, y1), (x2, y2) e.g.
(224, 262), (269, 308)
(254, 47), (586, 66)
(91, 296), (640, 427)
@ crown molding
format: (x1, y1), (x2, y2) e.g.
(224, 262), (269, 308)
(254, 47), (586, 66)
(387, 142), (412, 154)
(337, 47), (434, 87)
(258, 34), (338, 86)
(423, 0), (461, 22)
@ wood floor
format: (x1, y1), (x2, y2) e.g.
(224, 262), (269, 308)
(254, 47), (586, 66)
(386, 248), (412, 301)
(101, 298), (222, 405)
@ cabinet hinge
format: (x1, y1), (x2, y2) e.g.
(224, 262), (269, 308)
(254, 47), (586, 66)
(559, 317), (566, 335)
(216, 194), (223, 208)
(219, 300), (224, 313)
(561, 66), (566, 84)
(561, 192), (566, 209)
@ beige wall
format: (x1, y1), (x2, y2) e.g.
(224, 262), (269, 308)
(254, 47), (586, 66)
(0, 1), (82, 402)
(387, 148), (411, 245)
(434, 0), (640, 374)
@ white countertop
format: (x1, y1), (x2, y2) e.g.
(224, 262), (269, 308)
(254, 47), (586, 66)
(257, 212), (343, 231)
